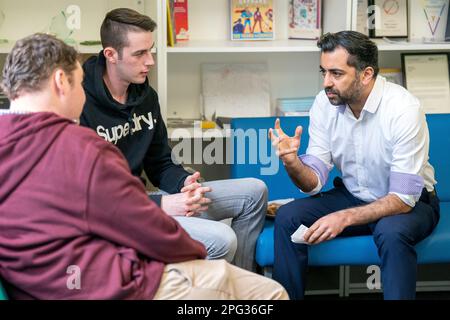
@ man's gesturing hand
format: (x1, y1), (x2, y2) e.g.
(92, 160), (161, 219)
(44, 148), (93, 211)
(269, 118), (302, 165)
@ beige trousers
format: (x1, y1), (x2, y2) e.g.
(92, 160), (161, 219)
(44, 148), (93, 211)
(154, 259), (289, 300)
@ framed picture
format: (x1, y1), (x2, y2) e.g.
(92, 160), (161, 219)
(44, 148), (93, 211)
(446, 5), (450, 40)
(288, 0), (322, 40)
(409, 0), (449, 41)
(369, 0), (408, 38)
(402, 53), (450, 113)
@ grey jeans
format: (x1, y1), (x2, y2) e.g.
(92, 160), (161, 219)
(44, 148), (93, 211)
(150, 178), (267, 271)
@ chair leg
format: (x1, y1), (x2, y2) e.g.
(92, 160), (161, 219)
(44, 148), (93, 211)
(338, 266), (345, 297)
(344, 266), (351, 297)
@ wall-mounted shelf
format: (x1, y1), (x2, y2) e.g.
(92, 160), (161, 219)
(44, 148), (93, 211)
(166, 39), (321, 53)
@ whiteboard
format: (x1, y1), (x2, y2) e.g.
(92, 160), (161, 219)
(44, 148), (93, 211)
(201, 63), (271, 119)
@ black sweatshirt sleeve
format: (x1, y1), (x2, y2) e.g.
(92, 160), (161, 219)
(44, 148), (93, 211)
(148, 194), (162, 207)
(142, 92), (190, 194)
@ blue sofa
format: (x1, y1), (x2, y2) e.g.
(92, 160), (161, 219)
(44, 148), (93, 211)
(231, 114), (450, 270)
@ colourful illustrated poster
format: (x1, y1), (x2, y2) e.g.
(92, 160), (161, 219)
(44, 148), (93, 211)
(231, 0), (274, 40)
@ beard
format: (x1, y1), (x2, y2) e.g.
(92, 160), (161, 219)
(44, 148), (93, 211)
(325, 77), (364, 106)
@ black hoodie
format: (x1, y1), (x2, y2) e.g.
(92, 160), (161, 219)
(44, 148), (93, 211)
(80, 52), (189, 206)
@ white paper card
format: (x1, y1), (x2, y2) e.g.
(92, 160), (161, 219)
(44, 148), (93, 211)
(291, 224), (309, 244)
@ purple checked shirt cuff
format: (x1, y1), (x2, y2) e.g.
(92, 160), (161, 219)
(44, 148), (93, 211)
(389, 171), (424, 196)
(299, 154), (329, 187)
(389, 171), (424, 207)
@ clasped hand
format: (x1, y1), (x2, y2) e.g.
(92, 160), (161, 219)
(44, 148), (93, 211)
(161, 171), (212, 217)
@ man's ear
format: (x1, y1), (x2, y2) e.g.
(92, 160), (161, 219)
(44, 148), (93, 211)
(103, 47), (118, 64)
(53, 69), (67, 96)
(361, 67), (375, 85)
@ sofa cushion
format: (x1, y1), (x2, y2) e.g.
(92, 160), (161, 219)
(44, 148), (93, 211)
(256, 202), (450, 267)
(427, 114), (450, 202)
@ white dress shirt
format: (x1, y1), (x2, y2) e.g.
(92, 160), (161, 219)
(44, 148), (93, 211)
(300, 76), (436, 207)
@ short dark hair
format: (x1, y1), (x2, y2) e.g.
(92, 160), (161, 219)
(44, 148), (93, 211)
(1, 33), (78, 100)
(317, 31), (379, 77)
(100, 8), (157, 57)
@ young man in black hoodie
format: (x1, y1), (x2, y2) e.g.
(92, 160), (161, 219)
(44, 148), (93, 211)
(80, 8), (267, 271)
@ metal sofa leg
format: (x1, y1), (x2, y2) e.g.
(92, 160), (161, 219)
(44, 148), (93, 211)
(344, 266), (351, 297)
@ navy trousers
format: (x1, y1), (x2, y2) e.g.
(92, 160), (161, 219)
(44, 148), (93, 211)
(273, 178), (440, 300)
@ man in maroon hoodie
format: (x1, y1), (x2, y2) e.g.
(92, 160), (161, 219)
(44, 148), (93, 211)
(0, 33), (288, 300)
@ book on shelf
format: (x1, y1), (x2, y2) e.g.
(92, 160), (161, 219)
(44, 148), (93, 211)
(288, 0), (322, 40)
(409, 0), (449, 42)
(276, 97), (314, 116)
(167, 118), (198, 129)
(174, 0), (189, 41)
(167, 0), (176, 47)
(231, 0), (274, 41)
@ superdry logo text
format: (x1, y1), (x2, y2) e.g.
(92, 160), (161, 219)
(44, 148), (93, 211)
(96, 112), (154, 144)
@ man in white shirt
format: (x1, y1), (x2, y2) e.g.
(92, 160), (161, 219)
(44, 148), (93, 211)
(270, 31), (440, 300)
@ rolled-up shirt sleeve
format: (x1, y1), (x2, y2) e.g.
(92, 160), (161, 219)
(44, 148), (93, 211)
(389, 107), (428, 207)
(300, 98), (334, 195)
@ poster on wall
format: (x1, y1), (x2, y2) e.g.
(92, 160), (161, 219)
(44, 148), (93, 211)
(409, 0), (449, 41)
(231, 0), (274, 40)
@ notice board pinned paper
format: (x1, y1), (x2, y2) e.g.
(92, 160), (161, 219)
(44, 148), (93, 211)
(201, 63), (271, 120)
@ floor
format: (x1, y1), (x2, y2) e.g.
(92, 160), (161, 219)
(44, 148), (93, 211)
(306, 291), (450, 300)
